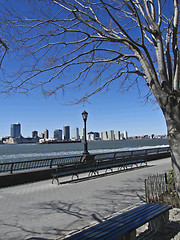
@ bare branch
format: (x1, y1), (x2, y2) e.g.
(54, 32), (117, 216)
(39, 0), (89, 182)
(172, 0), (179, 91)
(0, 0), (179, 101)
(0, 38), (8, 67)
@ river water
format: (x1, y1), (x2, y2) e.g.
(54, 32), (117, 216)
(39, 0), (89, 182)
(0, 138), (169, 163)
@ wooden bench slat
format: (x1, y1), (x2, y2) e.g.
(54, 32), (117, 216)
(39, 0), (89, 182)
(65, 203), (171, 240)
(74, 204), (165, 239)
(102, 205), (171, 240)
(65, 203), (152, 239)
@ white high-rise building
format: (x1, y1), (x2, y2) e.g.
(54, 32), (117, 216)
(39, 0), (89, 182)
(80, 127), (84, 140)
(124, 131), (128, 139)
(114, 131), (120, 140)
(101, 131), (108, 140)
(108, 130), (114, 140)
(71, 128), (80, 140)
(44, 129), (49, 139)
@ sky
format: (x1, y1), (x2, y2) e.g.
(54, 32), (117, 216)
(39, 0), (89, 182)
(0, 85), (167, 138)
(0, 1), (169, 138)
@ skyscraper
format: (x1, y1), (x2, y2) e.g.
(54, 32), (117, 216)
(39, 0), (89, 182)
(114, 131), (120, 140)
(44, 129), (49, 139)
(71, 128), (79, 140)
(108, 130), (114, 140)
(32, 130), (38, 138)
(94, 132), (100, 140)
(124, 131), (128, 139)
(11, 123), (21, 138)
(101, 131), (108, 140)
(80, 127), (84, 140)
(54, 129), (62, 140)
(63, 126), (70, 140)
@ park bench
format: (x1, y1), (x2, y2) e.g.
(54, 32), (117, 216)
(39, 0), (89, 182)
(52, 153), (147, 185)
(64, 202), (171, 240)
(52, 160), (98, 184)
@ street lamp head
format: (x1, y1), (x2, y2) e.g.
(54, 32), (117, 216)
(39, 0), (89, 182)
(82, 110), (88, 121)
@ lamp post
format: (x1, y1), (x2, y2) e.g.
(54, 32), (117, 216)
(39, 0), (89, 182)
(82, 110), (89, 155)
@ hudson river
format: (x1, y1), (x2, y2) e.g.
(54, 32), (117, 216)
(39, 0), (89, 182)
(0, 138), (168, 163)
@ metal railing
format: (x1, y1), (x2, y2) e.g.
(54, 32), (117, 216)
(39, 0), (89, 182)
(0, 146), (170, 174)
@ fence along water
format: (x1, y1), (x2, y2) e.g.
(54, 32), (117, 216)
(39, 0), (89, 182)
(0, 146), (170, 174)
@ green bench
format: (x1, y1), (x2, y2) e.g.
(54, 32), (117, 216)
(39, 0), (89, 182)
(52, 156), (147, 185)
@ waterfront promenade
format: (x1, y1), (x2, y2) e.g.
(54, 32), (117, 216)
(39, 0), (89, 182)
(0, 157), (175, 240)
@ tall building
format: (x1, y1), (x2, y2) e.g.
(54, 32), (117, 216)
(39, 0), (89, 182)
(114, 131), (120, 140)
(71, 128), (79, 140)
(80, 127), (84, 140)
(32, 130), (38, 138)
(101, 131), (108, 140)
(54, 129), (62, 140)
(88, 131), (100, 140)
(124, 131), (128, 139)
(63, 126), (70, 140)
(88, 132), (95, 141)
(94, 132), (100, 140)
(108, 130), (114, 140)
(44, 129), (49, 139)
(11, 123), (21, 138)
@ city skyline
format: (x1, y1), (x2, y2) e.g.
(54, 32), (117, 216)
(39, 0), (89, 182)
(1, 120), (166, 143)
(3, 122), (127, 140)
(0, 87), (167, 139)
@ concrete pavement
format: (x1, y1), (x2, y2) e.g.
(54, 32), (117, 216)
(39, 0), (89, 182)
(0, 157), (172, 240)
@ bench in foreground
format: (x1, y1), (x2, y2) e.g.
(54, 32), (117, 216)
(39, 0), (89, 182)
(64, 203), (171, 240)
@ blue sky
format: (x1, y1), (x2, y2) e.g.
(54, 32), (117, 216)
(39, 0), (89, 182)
(0, 1), (168, 138)
(0, 84), (167, 138)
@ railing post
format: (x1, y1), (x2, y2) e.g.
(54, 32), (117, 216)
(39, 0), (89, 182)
(10, 163), (14, 174)
(50, 159), (53, 168)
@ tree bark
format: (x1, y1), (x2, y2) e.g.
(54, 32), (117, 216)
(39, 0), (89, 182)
(168, 129), (180, 199)
(163, 97), (180, 198)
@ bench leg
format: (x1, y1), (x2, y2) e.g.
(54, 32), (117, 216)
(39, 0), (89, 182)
(148, 211), (169, 233)
(72, 174), (79, 181)
(52, 177), (60, 185)
(124, 230), (136, 240)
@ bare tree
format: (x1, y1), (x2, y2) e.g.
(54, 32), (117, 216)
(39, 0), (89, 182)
(0, 0), (180, 196)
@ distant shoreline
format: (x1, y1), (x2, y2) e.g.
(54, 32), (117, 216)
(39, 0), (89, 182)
(39, 139), (81, 144)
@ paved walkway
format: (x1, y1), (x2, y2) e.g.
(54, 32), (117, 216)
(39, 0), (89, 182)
(0, 158), (174, 240)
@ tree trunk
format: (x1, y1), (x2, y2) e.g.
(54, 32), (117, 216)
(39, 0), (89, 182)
(160, 93), (180, 199)
(168, 130), (180, 199)
(166, 117), (180, 199)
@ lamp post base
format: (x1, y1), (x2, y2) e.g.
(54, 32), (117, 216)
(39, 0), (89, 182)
(81, 153), (95, 163)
